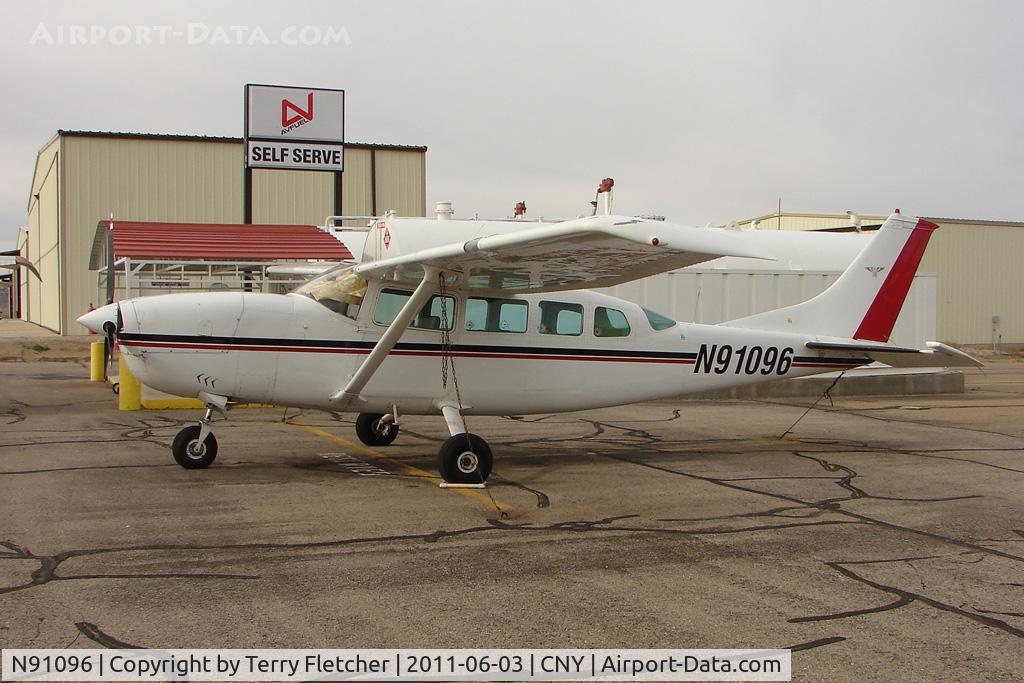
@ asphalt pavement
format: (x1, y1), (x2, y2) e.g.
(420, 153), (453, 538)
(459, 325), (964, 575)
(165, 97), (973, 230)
(2, 360), (1022, 681)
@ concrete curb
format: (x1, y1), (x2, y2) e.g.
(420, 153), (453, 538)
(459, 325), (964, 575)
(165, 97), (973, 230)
(684, 370), (965, 400)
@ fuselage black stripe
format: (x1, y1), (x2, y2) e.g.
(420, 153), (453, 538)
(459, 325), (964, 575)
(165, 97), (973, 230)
(119, 332), (696, 359)
(117, 332), (869, 366)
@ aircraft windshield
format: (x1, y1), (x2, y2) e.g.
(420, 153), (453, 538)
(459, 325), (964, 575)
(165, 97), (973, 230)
(643, 307), (678, 331)
(293, 264), (367, 319)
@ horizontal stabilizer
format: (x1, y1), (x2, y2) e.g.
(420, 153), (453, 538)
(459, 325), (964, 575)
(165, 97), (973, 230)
(805, 340), (982, 368)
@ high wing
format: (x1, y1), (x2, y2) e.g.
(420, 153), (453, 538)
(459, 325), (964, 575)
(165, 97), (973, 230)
(353, 215), (774, 294)
(805, 340), (982, 368)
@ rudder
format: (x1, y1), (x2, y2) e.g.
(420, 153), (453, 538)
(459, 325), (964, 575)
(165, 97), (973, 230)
(723, 213), (937, 342)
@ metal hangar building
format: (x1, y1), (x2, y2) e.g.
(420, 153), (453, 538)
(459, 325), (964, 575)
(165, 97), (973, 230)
(19, 130), (427, 334)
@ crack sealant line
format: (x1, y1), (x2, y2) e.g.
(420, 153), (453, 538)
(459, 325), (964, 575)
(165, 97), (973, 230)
(755, 396), (1024, 441)
(601, 451), (1024, 564)
(292, 421), (513, 514)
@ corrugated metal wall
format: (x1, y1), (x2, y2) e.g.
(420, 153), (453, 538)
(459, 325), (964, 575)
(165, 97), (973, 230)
(41, 134), (425, 334)
(252, 169), (333, 225)
(24, 137), (61, 331)
(341, 148), (373, 218)
(61, 136), (245, 334)
(374, 149), (426, 218)
(921, 223), (1024, 345)
(602, 270), (936, 349)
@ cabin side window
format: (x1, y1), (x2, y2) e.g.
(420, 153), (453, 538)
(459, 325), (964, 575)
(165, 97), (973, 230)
(373, 289), (456, 330)
(594, 306), (631, 337)
(465, 297), (528, 333)
(538, 301), (584, 336)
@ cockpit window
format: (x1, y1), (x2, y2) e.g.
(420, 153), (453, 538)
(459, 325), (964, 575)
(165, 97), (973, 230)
(293, 264), (367, 319)
(374, 289), (455, 331)
(642, 307), (677, 331)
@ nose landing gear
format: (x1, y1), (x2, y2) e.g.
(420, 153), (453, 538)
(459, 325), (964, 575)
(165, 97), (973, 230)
(171, 416), (218, 469)
(171, 394), (226, 469)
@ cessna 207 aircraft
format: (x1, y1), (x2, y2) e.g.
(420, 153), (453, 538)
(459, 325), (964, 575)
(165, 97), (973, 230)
(78, 210), (979, 484)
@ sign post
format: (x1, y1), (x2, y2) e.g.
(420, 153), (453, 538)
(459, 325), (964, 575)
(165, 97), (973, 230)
(243, 84), (345, 223)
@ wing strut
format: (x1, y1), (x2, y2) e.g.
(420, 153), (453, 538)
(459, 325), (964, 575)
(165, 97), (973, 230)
(329, 267), (440, 408)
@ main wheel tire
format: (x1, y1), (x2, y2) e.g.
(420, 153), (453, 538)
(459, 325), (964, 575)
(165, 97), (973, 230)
(355, 413), (399, 447)
(438, 433), (493, 484)
(171, 425), (218, 469)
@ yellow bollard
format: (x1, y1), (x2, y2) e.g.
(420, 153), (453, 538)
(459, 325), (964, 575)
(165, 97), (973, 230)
(118, 355), (142, 411)
(89, 342), (106, 382)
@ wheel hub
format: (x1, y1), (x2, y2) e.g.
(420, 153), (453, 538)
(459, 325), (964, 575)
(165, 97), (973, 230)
(186, 440), (206, 459)
(456, 451), (478, 474)
(373, 420), (392, 437)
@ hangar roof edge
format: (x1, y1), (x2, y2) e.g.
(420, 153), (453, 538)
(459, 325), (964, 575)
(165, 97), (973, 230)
(56, 129), (427, 152)
(738, 211), (1024, 229)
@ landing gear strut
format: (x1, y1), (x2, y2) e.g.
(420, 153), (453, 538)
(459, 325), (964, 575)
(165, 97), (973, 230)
(437, 405), (493, 484)
(355, 412), (399, 447)
(172, 407), (218, 469)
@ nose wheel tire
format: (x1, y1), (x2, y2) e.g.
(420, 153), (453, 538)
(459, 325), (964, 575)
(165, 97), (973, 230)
(355, 413), (399, 447)
(171, 425), (218, 469)
(438, 433), (493, 484)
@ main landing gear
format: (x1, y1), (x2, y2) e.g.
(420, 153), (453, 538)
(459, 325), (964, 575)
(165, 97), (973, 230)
(353, 407), (494, 484)
(436, 405), (492, 485)
(171, 393), (226, 469)
(438, 433), (493, 484)
(355, 413), (399, 447)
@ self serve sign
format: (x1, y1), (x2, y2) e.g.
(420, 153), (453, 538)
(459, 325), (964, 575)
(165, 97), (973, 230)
(245, 84), (344, 171)
(247, 141), (344, 171)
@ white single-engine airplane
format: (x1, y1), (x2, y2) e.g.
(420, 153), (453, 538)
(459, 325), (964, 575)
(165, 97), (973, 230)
(79, 211), (979, 483)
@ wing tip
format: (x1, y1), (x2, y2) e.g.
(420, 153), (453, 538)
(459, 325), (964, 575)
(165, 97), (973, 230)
(926, 341), (984, 367)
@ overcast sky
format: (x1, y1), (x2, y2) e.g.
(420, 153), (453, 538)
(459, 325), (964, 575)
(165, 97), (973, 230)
(3, 0), (1023, 245)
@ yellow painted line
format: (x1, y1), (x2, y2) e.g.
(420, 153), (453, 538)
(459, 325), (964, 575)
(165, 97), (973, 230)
(295, 422), (512, 513)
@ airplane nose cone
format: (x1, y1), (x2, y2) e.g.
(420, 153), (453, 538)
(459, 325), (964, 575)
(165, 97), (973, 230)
(77, 303), (118, 334)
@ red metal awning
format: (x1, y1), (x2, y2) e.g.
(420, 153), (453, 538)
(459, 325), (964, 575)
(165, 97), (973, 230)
(90, 220), (352, 269)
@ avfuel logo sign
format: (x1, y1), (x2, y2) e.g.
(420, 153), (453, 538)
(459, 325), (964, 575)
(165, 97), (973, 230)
(281, 92), (314, 132)
(245, 84), (344, 171)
